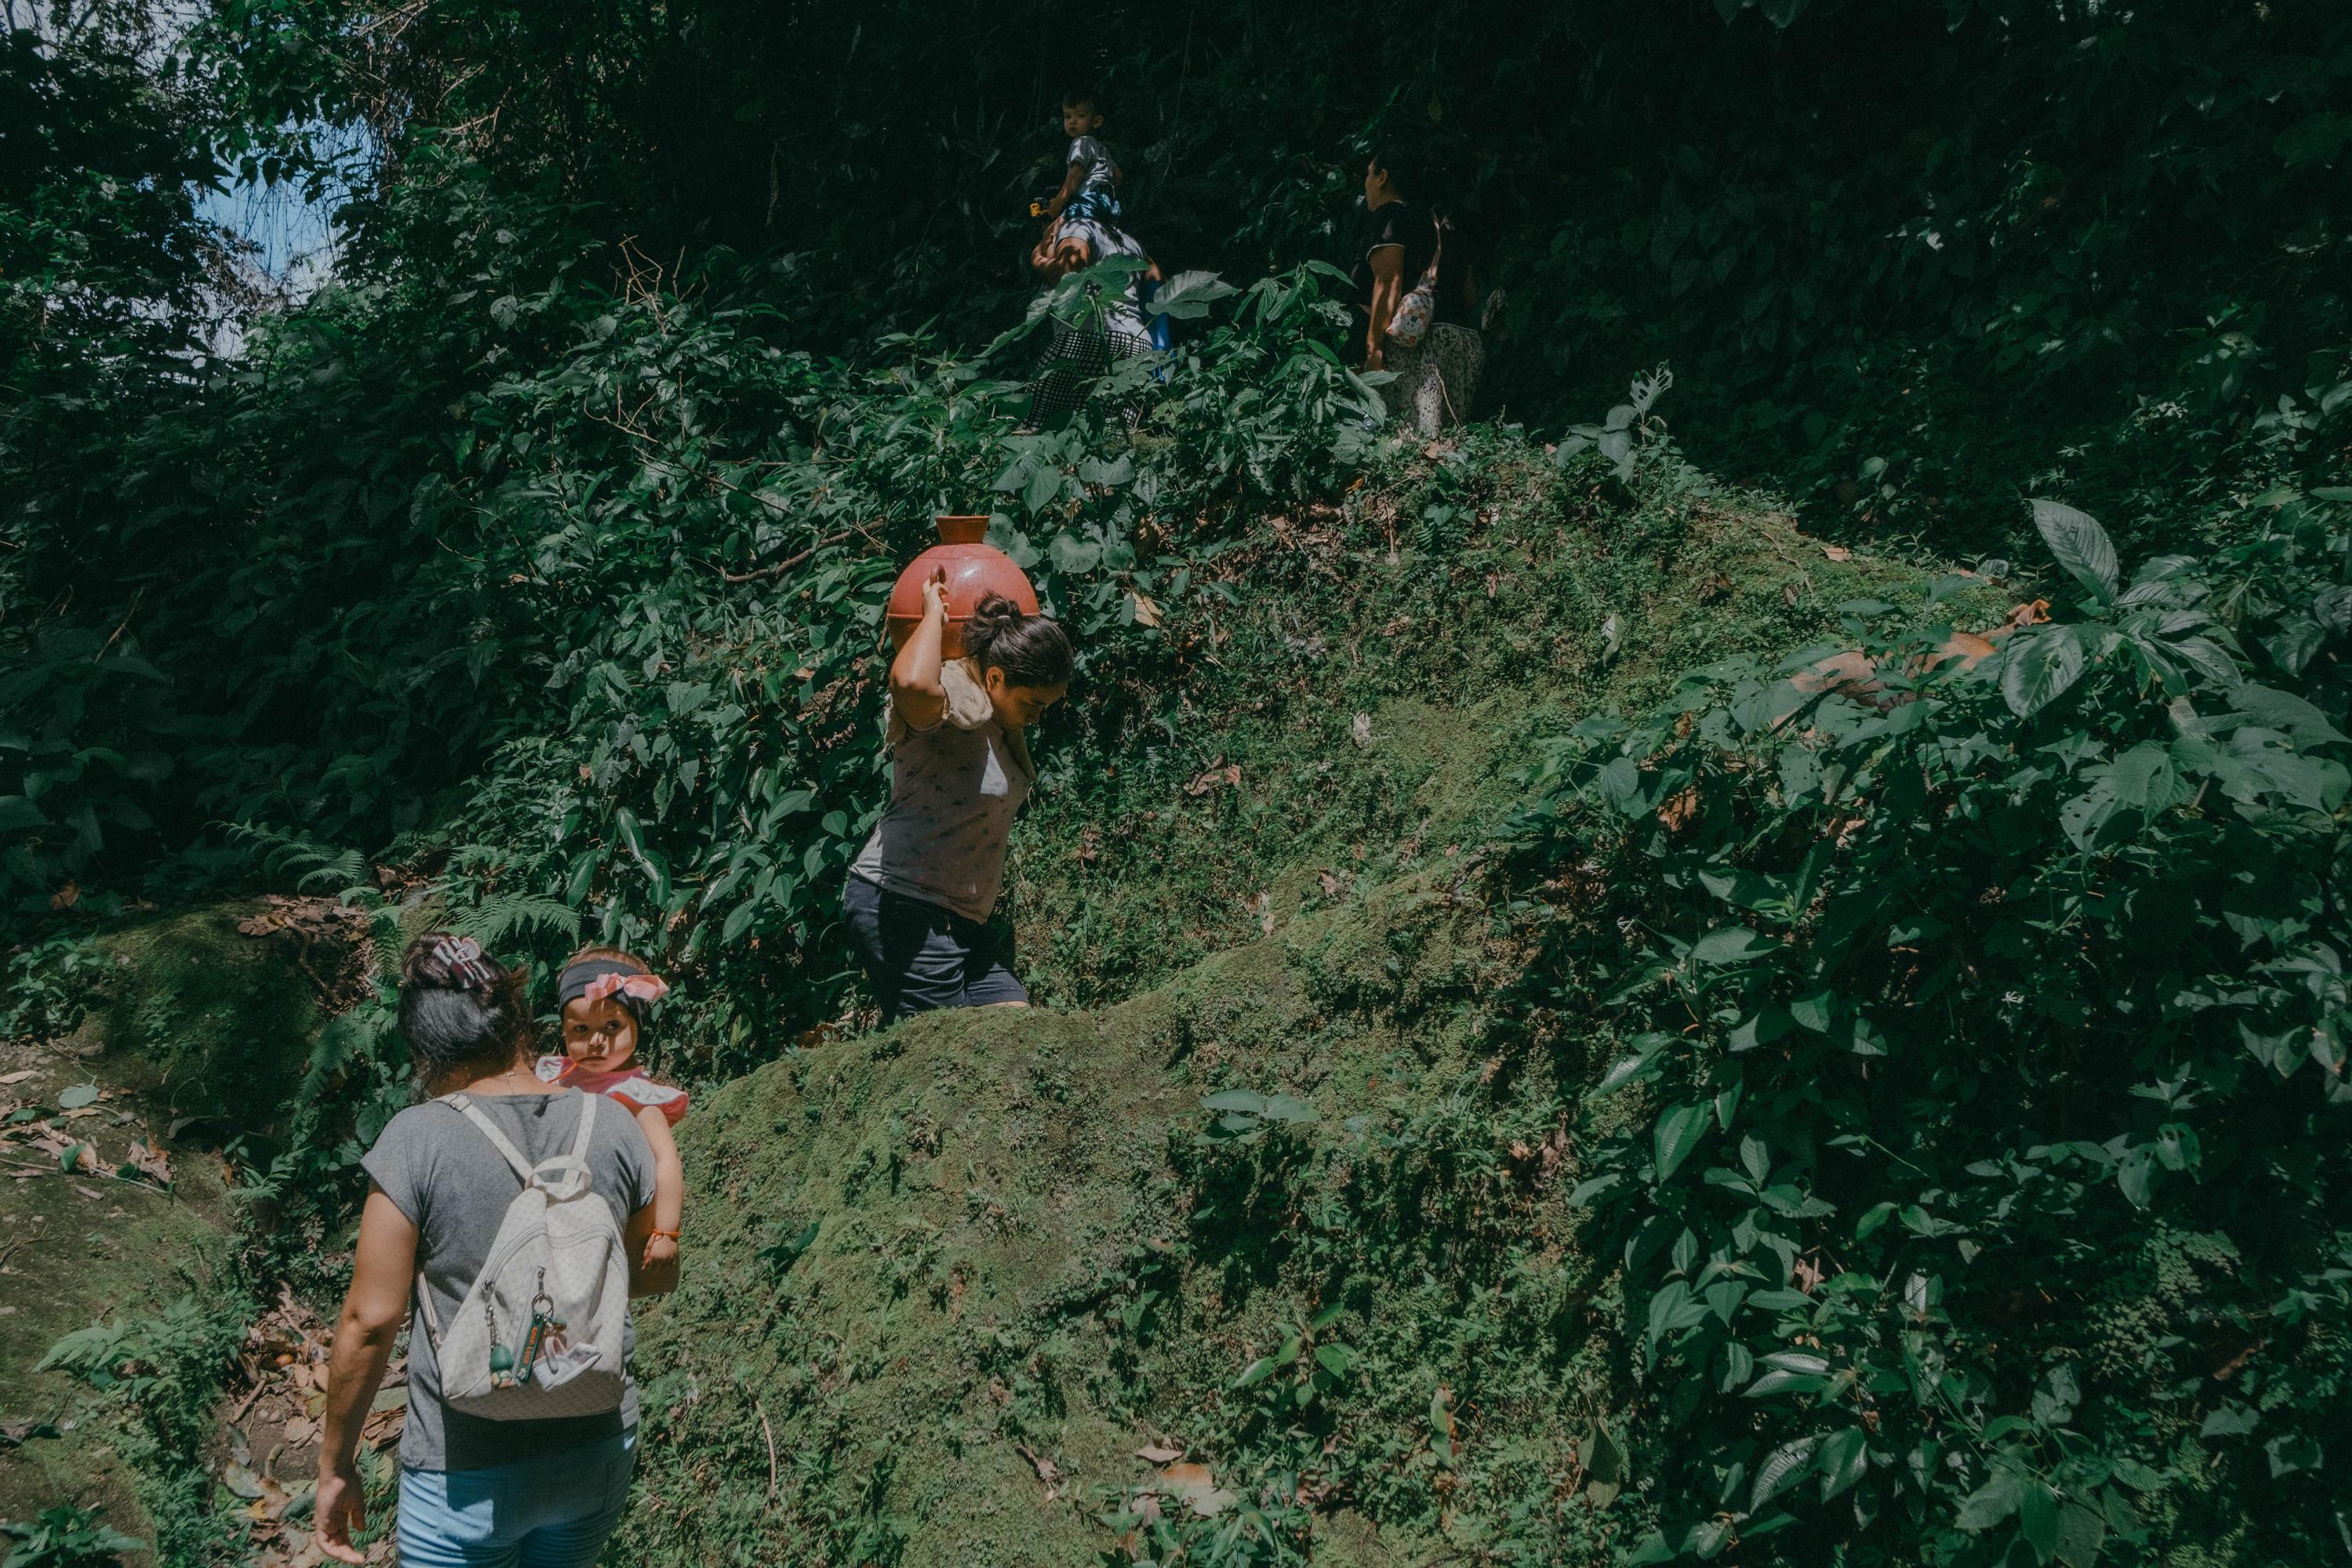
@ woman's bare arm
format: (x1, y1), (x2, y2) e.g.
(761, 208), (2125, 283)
(315, 1186), (419, 1563)
(1365, 245), (1405, 367)
(891, 568), (949, 732)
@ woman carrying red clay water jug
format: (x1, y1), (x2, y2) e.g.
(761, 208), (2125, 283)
(844, 568), (1073, 1022)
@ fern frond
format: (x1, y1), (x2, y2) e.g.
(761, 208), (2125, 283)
(220, 822), (371, 896)
(446, 893), (582, 947)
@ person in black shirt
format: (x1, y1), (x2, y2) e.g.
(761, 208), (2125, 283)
(1354, 147), (1486, 435)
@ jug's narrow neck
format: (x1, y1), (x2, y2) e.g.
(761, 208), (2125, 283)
(935, 514), (989, 546)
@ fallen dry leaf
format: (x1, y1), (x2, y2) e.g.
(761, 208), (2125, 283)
(1134, 1442), (1182, 1464)
(123, 1139), (171, 1185)
(245, 1475), (296, 1523)
(74, 1183), (105, 1200)
(0, 1071), (37, 1086)
(1657, 786), (1700, 833)
(1822, 544), (1853, 561)
(1351, 712), (1374, 750)
(1184, 761), (1243, 797)
(1157, 1461), (1237, 1518)
(27, 1128), (100, 1173)
(1130, 591), (1162, 628)
(1317, 870), (1341, 898)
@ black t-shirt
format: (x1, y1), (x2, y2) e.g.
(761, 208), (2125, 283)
(1352, 199), (1468, 337)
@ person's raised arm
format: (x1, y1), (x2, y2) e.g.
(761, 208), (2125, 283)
(890, 567), (950, 733)
(1365, 245), (1405, 370)
(316, 1186), (419, 1564)
(1043, 154), (1087, 220)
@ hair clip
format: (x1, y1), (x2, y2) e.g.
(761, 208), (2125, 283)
(431, 935), (501, 990)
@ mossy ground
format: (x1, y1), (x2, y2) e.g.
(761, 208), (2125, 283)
(1010, 435), (1926, 1008)
(0, 904), (324, 1553)
(625, 435), (1940, 1563)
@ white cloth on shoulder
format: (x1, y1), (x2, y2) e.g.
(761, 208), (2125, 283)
(887, 657), (1036, 786)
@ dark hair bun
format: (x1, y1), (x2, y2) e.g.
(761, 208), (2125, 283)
(962, 594), (1074, 691)
(397, 934), (524, 1087)
(967, 593), (1021, 632)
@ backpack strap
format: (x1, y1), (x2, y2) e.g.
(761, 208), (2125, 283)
(569, 1086), (599, 1163)
(441, 1091), (537, 1182)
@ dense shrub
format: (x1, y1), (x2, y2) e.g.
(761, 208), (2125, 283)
(1508, 494), (2352, 1563)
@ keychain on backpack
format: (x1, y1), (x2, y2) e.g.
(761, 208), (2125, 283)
(514, 1270), (565, 1385)
(486, 1301), (523, 1388)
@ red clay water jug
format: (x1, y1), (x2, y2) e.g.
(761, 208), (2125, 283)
(885, 515), (1040, 658)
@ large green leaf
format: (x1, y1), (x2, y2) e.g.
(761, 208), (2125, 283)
(1690, 927), (1777, 965)
(1817, 1426), (1868, 1499)
(2031, 499), (2118, 605)
(1748, 1433), (1820, 1511)
(1653, 1102), (1712, 1181)
(2001, 626), (2087, 717)
(1147, 270), (1240, 320)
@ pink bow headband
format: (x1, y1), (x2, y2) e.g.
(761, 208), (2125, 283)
(582, 971), (670, 1007)
(557, 956), (670, 1017)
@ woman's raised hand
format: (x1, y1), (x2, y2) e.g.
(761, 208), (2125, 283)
(920, 565), (950, 620)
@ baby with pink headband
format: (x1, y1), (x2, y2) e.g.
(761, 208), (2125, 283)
(535, 946), (687, 1266)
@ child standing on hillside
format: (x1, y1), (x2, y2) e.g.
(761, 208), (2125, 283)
(1038, 89), (1121, 238)
(535, 947), (685, 1269)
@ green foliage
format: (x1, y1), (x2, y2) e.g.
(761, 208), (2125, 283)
(0, 1505), (143, 1568)
(0, 933), (102, 1042)
(183, 0), (2352, 556)
(1506, 493), (2352, 1564)
(37, 1294), (254, 1568)
(8, 5), (2352, 1564)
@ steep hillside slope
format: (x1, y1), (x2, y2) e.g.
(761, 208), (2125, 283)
(1006, 436), (1915, 1008)
(622, 448), (1907, 1565)
(0, 906), (343, 1548)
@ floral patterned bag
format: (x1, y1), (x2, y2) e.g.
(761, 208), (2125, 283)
(1385, 214), (1446, 350)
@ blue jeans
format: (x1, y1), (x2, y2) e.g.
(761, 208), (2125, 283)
(843, 874), (1028, 1023)
(396, 1431), (635, 1568)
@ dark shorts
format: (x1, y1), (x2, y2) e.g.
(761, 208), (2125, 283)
(843, 875), (1028, 1024)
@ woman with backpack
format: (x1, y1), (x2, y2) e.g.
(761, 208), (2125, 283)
(314, 935), (677, 1566)
(1355, 143), (1486, 435)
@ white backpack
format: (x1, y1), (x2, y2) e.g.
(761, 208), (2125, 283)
(416, 1090), (631, 1420)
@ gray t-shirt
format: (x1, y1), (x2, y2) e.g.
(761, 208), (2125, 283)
(1058, 216), (1152, 340)
(1066, 134), (1118, 202)
(849, 710), (1033, 924)
(362, 1088), (655, 1472)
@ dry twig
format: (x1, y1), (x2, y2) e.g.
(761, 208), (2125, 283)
(757, 1399), (779, 1504)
